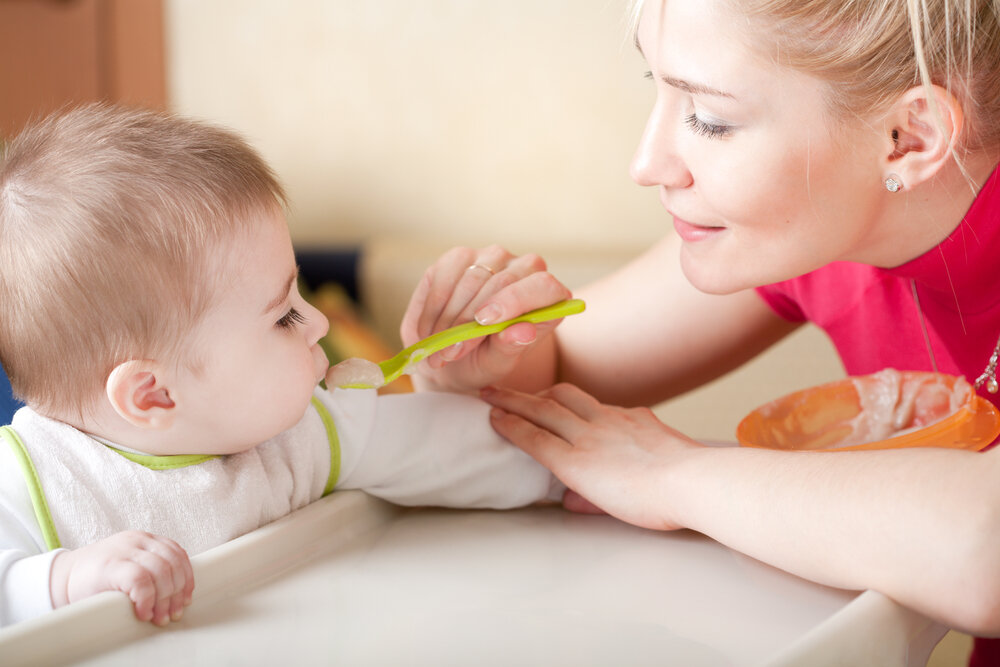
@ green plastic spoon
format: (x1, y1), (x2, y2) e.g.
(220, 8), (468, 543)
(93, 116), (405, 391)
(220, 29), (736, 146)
(328, 298), (586, 389)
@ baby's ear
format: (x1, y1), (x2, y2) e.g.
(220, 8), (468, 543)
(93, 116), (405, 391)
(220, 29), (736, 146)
(105, 360), (176, 429)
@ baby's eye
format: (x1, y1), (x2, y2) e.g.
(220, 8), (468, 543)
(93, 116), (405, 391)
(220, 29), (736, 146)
(276, 307), (307, 330)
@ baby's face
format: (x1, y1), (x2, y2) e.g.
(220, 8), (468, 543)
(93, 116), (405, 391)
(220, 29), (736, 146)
(171, 210), (330, 454)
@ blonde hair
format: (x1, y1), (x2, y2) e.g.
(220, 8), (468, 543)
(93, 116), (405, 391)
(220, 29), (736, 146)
(633, 0), (1000, 152)
(0, 104), (286, 416)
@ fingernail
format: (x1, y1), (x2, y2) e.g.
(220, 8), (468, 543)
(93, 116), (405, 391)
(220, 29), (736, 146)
(510, 327), (536, 346)
(441, 341), (463, 361)
(475, 303), (502, 325)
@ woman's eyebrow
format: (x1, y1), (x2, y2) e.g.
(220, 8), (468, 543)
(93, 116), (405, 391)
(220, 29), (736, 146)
(634, 39), (736, 100)
(661, 76), (736, 99)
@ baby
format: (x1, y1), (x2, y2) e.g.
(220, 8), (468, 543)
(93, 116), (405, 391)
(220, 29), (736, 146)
(0, 105), (561, 628)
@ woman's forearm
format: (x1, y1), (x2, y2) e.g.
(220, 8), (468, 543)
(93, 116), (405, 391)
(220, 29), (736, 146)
(482, 382), (1000, 635)
(669, 444), (1000, 635)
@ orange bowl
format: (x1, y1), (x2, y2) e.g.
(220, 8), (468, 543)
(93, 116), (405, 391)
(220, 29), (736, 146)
(736, 370), (1000, 452)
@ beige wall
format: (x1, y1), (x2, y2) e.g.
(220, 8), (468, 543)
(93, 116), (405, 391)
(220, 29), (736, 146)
(165, 0), (664, 252)
(164, 0), (845, 441)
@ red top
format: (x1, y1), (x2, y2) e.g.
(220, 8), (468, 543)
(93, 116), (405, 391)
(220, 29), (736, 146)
(758, 164), (1000, 407)
(757, 163), (1000, 666)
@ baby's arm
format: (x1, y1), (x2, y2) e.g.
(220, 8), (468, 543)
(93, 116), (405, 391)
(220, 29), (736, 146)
(1, 516), (192, 627)
(0, 442), (194, 627)
(49, 531), (194, 626)
(331, 389), (563, 508)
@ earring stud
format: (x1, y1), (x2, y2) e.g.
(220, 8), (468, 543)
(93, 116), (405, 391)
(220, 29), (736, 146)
(885, 174), (903, 193)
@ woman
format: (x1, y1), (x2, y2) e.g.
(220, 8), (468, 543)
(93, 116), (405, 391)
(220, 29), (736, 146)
(401, 0), (1000, 661)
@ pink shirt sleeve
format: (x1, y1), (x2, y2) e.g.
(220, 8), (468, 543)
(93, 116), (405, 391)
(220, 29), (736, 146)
(755, 284), (808, 323)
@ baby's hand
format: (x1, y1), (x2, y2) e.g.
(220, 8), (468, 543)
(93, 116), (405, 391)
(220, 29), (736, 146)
(50, 531), (194, 626)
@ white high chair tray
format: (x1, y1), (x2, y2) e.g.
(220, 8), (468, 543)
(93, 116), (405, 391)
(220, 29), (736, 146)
(0, 491), (943, 666)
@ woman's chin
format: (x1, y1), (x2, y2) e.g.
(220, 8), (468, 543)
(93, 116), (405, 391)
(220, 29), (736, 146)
(679, 252), (750, 295)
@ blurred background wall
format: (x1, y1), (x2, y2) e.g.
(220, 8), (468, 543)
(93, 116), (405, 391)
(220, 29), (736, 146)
(0, 0), (843, 442)
(0, 7), (969, 659)
(163, 0), (663, 252)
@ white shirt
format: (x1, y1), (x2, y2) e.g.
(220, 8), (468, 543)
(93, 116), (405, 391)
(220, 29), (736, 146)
(0, 388), (562, 626)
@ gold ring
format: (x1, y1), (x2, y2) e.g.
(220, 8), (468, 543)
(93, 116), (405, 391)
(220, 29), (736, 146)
(467, 263), (496, 276)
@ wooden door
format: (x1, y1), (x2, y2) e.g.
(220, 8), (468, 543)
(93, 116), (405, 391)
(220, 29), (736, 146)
(0, 0), (166, 139)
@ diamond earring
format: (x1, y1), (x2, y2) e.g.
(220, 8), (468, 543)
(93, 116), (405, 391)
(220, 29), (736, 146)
(885, 174), (904, 193)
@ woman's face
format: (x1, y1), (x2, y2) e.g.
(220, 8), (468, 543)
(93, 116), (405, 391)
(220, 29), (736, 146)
(632, 0), (889, 294)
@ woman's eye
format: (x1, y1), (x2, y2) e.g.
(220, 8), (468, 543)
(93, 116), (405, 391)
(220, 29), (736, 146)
(684, 113), (734, 139)
(276, 307), (307, 330)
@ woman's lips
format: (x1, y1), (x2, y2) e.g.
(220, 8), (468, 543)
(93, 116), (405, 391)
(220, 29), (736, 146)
(672, 216), (725, 242)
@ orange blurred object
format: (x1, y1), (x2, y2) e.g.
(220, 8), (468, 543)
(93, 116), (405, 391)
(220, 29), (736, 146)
(737, 371), (1000, 452)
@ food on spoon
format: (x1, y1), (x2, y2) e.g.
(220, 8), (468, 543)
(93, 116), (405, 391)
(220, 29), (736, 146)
(326, 357), (385, 389)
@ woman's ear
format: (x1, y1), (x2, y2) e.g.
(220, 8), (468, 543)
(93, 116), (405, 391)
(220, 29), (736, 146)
(105, 360), (176, 429)
(883, 84), (964, 189)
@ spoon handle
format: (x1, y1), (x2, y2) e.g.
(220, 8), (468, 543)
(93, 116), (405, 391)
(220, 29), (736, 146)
(404, 298), (585, 358)
(331, 299), (586, 389)
(380, 298), (586, 383)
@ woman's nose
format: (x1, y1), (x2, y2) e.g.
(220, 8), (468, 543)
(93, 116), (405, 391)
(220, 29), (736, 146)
(629, 103), (693, 189)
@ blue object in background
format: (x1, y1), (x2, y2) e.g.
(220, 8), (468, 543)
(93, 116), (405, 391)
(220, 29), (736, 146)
(296, 247), (361, 301)
(0, 362), (22, 425)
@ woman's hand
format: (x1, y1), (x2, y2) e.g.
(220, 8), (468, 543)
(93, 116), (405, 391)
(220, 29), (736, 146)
(481, 383), (702, 531)
(400, 245), (572, 393)
(50, 531), (194, 626)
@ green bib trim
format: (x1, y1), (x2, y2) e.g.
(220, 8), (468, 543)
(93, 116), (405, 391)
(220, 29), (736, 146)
(102, 445), (217, 470)
(1, 426), (61, 550)
(311, 396), (340, 496)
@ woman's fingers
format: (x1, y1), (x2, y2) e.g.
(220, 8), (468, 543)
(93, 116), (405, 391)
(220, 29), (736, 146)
(401, 245), (569, 341)
(488, 404), (574, 468)
(471, 262), (570, 325)
(403, 246), (509, 343)
(484, 383), (603, 423)
(562, 489), (608, 515)
(481, 384), (599, 451)
(439, 267), (574, 365)
(431, 246), (517, 334)
(399, 245), (574, 391)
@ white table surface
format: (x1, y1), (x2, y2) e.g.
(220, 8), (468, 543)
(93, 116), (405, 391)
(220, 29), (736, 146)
(0, 491), (943, 666)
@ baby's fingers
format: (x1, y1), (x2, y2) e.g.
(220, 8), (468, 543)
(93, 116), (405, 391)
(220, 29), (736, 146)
(117, 536), (193, 625)
(107, 560), (158, 622)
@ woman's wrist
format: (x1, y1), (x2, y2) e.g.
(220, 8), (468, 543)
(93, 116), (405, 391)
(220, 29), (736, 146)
(655, 440), (724, 533)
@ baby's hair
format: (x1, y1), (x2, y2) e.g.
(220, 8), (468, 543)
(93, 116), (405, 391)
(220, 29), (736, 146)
(0, 104), (286, 417)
